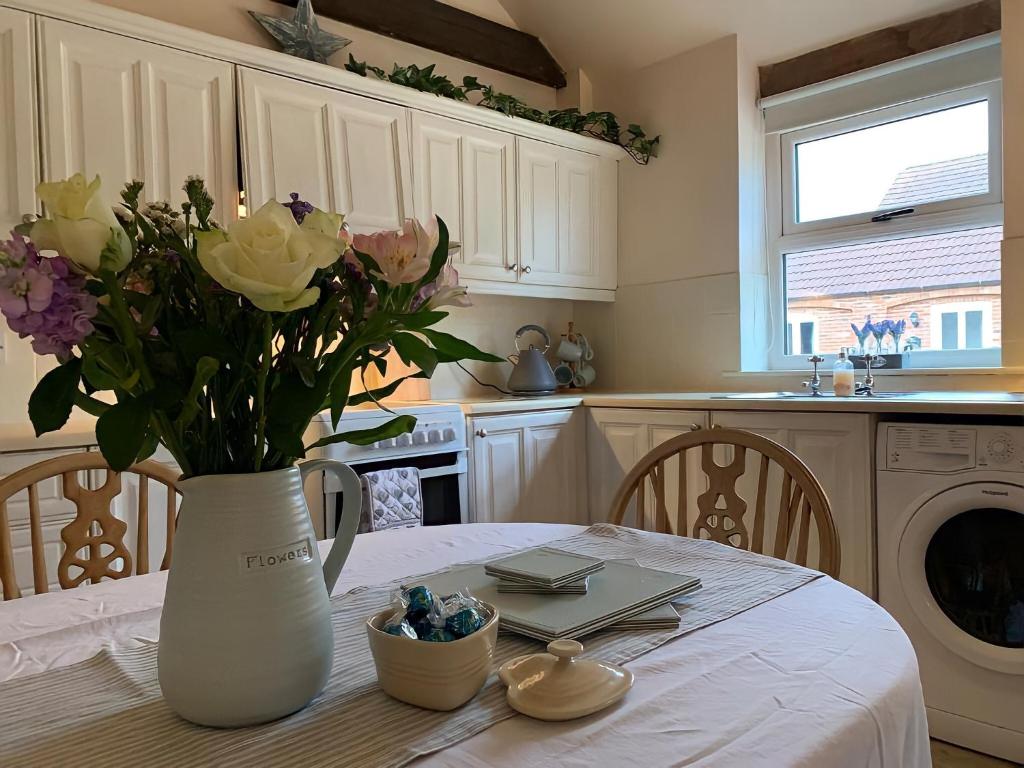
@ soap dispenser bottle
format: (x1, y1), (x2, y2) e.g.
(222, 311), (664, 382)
(833, 349), (855, 397)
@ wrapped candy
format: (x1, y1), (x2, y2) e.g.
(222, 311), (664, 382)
(382, 585), (490, 642)
(383, 618), (418, 640)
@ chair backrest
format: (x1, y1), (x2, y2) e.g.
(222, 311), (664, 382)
(0, 453), (180, 600)
(609, 428), (841, 577)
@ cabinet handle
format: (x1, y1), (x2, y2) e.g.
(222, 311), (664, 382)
(475, 429), (488, 438)
(520, 265), (532, 274)
(506, 263), (518, 272)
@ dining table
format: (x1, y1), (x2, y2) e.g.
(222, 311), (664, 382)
(0, 523), (930, 767)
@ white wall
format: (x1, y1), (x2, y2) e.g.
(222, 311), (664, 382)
(577, 35), (747, 391)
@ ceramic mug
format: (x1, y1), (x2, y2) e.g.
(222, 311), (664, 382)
(553, 363), (575, 387)
(555, 339), (583, 362)
(572, 365), (596, 388)
(576, 334), (594, 361)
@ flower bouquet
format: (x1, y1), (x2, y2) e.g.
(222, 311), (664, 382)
(0, 174), (501, 726)
(0, 174), (497, 476)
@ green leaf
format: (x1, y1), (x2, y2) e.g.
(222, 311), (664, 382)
(419, 217), (450, 286)
(29, 358), (83, 436)
(82, 356), (122, 392)
(329, 364), (353, 430)
(391, 333), (438, 377)
(175, 356), (219, 430)
(391, 310), (449, 330)
(96, 396), (153, 471)
(306, 415), (417, 450)
(346, 371), (428, 406)
(419, 328), (504, 363)
(265, 371), (332, 459)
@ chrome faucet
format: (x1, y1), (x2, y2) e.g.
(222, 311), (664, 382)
(856, 352), (881, 396)
(802, 355), (825, 397)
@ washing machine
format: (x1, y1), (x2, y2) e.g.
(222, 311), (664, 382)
(876, 423), (1024, 762)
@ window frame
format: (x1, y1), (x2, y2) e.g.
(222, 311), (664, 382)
(929, 301), (994, 351)
(780, 83), (1002, 236)
(765, 82), (1004, 371)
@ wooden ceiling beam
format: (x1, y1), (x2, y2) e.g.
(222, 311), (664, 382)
(759, 0), (1001, 99)
(271, 0), (566, 88)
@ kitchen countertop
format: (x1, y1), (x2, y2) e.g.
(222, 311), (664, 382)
(451, 391), (1024, 417)
(0, 418), (98, 454)
(2, 391), (1023, 454)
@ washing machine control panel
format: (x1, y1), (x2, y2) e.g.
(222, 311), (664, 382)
(885, 425), (1024, 472)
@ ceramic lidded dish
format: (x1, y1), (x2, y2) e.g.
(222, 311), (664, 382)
(498, 639), (634, 720)
(366, 602), (499, 711)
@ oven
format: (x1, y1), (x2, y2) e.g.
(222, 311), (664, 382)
(304, 403), (469, 540)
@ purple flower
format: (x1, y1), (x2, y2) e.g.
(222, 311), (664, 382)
(283, 192), (314, 225)
(0, 234), (98, 359)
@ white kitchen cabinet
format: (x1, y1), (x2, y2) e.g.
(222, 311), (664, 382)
(0, 7), (42, 419)
(710, 410), (875, 596)
(239, 67), (413, 234)
(587, 408), (708, 527)
(0, 7), (37, 233)
(517, 137), (617, 291)
(38, 18), (237, 221)
(412, 111), (516, 282)
(469, 409), (585, 524)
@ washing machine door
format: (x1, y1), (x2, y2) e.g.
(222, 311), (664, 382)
(898, 482), (1024, 674)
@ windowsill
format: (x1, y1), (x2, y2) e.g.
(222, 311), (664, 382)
(728, 366), (1024, 378)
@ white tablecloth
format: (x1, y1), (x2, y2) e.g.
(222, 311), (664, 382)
(0, 524), (930, 767)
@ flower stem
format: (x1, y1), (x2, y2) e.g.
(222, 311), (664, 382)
(254, 314), (273, 472)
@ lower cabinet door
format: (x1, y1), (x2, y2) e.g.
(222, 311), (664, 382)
(586, 409), (708, 528)
(710, 410), (875, 597)
(469, 409), (584, 524)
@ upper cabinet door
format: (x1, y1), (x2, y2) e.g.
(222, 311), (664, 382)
(38, 19), (237, 222)
(412, 112), (515, 282)
(517, 138), (616, 291)
(0, 8), (38, 234)
(239, 68), (412, 234)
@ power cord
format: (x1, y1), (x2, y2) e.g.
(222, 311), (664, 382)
(456, 361), (513, 396)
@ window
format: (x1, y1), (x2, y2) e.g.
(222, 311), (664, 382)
(930, 302), (994, 350)
(785, 314), (817, 355)
(766, 80), (1003, 369)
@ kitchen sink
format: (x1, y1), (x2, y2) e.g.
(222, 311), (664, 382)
(711, 391), (917, 399)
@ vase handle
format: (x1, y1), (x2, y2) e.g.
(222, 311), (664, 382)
(300, 459), (362, 595)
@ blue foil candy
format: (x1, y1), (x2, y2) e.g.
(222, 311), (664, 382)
(383, 619), (417, 640)
(404, 585), (435, 620)
(421, 627), (458, 642)
(446, 608), (486, 638)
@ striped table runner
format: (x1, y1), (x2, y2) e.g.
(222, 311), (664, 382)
(0, 524), (821, 768)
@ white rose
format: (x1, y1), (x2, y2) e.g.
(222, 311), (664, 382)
(32, 174), (132, 273)
(196, 200), (345, 312)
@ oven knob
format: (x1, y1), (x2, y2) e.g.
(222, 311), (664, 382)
(442, 427), (456, 442)
(374, 438), (396, 449)
(412, 430), (428, 445)
(396, 433), (413, 447)
(427, 429), (442, 443)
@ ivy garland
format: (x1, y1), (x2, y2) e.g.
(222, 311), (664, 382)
(345, 56), (660, 165)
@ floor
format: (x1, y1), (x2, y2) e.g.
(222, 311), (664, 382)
(931, 740), (1020, 767)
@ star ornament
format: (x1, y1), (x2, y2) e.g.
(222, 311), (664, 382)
(249, 0), (352, 65)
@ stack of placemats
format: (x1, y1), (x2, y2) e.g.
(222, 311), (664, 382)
(417, 548), (701, 642)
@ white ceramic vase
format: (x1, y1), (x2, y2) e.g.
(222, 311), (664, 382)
(158, 461), (362, 727)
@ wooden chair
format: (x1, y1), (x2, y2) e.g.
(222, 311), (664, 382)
(0, 454), (180, 600)
(609, 428), (841, 577)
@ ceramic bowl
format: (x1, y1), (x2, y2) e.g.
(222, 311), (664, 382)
(366, 602), (500, 711)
